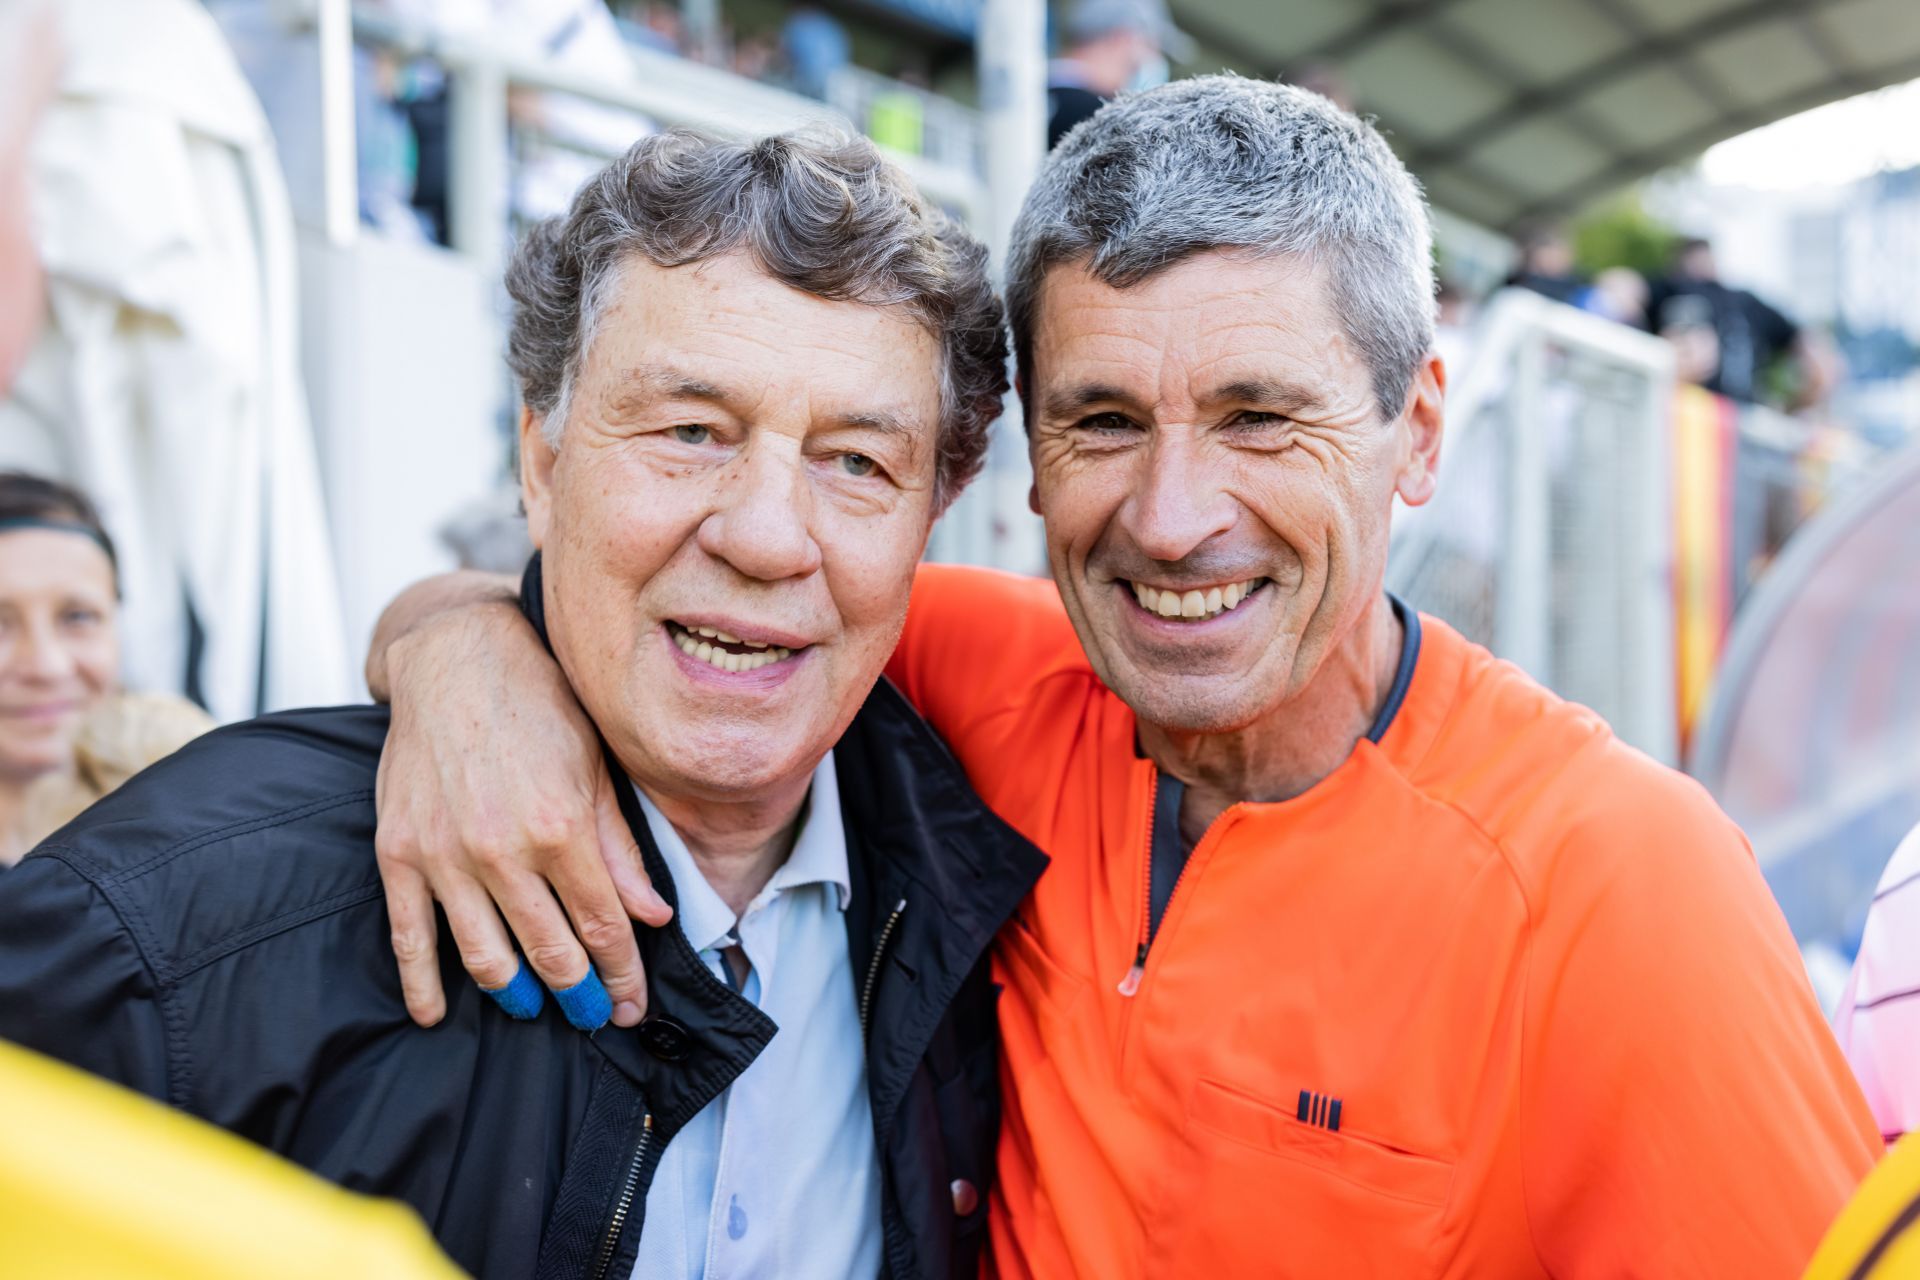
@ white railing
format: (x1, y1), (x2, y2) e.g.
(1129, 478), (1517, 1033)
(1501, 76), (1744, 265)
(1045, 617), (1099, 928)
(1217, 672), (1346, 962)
(1388, 288), (1681, 762)
(347, 6), (992, 288)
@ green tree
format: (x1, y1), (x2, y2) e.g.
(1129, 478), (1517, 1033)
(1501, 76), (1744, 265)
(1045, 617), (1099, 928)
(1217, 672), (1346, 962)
(1571, 191), (1679, 278)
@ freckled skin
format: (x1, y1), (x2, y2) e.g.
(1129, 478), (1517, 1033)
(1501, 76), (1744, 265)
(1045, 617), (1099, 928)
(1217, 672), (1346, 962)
(1027, 250), (1444, 750)
(521, 251), (944, 818)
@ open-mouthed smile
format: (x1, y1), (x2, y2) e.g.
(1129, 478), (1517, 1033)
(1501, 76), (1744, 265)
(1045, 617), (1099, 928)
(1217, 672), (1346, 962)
(665, 621), (804, 674)
(1125, 577), (1268, 622)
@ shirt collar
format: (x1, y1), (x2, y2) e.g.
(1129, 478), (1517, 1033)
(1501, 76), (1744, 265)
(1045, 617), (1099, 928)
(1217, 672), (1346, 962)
(766, 750), (850, 910)
(632, 752), (851, 955)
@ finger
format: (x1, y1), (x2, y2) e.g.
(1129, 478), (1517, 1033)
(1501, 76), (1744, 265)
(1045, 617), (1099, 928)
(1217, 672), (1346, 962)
(380, 861), (447, 1028)
(437, 872), (531, 997)
(596, 772), (672, 928)
(488, 868), (596, 999)
(552, 826), (649, 1028)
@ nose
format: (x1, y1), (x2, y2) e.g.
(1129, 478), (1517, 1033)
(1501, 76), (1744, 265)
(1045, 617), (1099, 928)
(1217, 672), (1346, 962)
(1122, 427), (1237, 564)
(695, 436), (824, 582)
(7, 616), (79, 685)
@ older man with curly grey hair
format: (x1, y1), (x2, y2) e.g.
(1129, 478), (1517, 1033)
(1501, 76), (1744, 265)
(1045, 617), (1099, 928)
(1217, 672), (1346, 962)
(0, 127), (1046, 1280)
(344, 76), (1872, 1277)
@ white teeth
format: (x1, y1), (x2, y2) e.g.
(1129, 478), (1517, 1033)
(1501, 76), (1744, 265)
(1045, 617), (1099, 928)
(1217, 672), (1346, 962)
(673, 625), (795, 673)
(1130, 578), (1264, 622)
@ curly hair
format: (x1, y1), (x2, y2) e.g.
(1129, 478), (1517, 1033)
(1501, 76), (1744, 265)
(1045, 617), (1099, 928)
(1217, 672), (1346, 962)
(506, 127), (1009, 511)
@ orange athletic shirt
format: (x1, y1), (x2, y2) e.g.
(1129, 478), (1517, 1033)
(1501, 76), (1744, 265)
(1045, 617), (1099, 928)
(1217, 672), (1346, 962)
(886, 563), (1879, 1279)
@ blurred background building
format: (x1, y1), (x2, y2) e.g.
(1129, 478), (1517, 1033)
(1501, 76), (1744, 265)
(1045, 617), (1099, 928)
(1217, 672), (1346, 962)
(4, 0), (1919, 1004)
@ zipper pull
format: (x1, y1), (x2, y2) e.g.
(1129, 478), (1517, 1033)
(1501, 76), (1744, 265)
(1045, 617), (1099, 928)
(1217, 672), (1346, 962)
(1116, 942), (1148, 997)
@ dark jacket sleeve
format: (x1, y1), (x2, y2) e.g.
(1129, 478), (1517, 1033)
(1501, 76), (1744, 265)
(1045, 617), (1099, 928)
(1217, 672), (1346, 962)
(0, 851), (177, 1105)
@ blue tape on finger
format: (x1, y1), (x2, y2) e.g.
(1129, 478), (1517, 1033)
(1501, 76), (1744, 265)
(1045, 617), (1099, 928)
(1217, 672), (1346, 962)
(553, 968), (612, 1031)
(482, 961), (546, 1020)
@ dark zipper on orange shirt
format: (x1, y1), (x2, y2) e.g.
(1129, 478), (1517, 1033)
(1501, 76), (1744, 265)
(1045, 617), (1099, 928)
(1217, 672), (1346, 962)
(1118, 768), (1227, 999)
(1117, 771), (1158, 996)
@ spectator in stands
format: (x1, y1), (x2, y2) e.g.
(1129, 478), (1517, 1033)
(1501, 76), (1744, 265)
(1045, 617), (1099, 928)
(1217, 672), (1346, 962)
(1836, 821), (1920, 1146)
(1503, 223), (1586, 306)
(1046, 0), (1192, 148)
(1584, 265), (1649, 327)
(1649, 236), (1835, 407)
(780, 6), (851, 101)
(0, 474), (121, 866)
(0, 473), (215, 866)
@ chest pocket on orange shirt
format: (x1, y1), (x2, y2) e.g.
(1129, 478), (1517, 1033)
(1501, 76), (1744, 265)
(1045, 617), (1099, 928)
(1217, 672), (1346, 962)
(1146, 1077), (1454, 1280)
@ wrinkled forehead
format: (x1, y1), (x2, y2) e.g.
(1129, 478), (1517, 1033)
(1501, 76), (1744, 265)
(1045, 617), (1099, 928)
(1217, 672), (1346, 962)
(587, 253), (945, 421)
(1027, 250), (1366, 403)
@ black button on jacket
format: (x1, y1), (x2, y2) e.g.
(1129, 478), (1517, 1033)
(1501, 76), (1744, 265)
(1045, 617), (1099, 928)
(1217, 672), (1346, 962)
(0, 557), (1048, 1280)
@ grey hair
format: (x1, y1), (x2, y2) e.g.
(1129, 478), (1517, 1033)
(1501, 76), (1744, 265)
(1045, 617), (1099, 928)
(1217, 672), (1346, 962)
(506, 127), (1008, 509)
(1006, 75), (1435, 419)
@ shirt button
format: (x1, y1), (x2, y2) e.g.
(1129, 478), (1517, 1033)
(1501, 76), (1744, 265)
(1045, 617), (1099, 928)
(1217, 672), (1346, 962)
(638, 1016), (692, 1062)
(950, 1179), (979, 1216)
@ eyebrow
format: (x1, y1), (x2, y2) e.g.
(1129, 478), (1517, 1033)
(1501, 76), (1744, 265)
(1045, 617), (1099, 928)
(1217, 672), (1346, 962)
(1041, 378), (1331, 423)
(831, 408), (919, 437)
(1209, 378), (1330, 416)
(608, 364), (925, 444)
(1041, 383), (1133, 422)
(612, 364), (728, 402)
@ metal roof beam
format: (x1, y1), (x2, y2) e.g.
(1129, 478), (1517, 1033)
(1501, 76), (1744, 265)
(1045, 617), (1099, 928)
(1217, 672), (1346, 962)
(1405, 0), (1853, 173)
(1578, 0), (1742, 114)
(1416, 16), (1633, 163)
(1278, 0), (1475, 68)
(1499, 49), (1920, 228)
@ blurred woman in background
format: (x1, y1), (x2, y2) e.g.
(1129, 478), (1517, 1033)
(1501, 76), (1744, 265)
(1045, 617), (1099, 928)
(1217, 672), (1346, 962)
(0, 471), (123, 863)
(0, 471), (212, 865)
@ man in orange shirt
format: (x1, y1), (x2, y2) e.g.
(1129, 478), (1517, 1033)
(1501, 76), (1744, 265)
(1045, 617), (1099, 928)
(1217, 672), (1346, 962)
(365, 78), (1877, 1275)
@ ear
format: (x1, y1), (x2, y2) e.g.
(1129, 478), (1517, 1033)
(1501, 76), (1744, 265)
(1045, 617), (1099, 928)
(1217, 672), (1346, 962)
(520, 404), (559, 549)
(1393, 351), (1445, 508)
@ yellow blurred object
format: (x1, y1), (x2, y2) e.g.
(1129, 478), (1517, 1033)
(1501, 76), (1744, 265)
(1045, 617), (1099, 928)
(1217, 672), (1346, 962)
(1803, 1133), (1920, 1279)
(0, 1038), (466, 1279)
(19, 691), (216, 846)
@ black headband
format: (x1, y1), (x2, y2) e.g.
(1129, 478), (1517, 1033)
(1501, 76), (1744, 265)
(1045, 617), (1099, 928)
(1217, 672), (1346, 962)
(0, 516), (118, 565)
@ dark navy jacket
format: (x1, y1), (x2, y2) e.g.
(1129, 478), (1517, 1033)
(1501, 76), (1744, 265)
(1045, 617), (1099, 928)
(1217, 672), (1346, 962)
(0, 559), (1046, 1279)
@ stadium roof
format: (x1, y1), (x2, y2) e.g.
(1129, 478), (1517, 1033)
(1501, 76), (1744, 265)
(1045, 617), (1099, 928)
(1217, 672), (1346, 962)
(1173, 0), (1920, 230)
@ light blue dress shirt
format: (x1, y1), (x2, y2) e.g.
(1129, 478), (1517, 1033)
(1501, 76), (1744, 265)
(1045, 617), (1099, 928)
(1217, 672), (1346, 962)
(631, 753), (881, 1280)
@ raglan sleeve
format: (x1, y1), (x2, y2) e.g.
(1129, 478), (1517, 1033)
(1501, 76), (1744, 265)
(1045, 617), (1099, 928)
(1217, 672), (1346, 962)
(885, 562), (1079, 755)
(1519, 766), (1881, 1279)
(0, 851), (176, 1104)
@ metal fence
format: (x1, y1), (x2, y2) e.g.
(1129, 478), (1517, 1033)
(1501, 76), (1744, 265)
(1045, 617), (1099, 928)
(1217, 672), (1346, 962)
(1388, 288), (1680, 763)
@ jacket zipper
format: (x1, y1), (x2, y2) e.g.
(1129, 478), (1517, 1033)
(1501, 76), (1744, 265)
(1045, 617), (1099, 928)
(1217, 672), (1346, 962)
(589, 1112), (653, 1280)
(860, 897), (908, 1040)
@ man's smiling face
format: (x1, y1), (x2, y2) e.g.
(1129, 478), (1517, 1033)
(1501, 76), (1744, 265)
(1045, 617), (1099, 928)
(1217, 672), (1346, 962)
(522, 250), (944, 801)
(1027, 249), (1440, 734)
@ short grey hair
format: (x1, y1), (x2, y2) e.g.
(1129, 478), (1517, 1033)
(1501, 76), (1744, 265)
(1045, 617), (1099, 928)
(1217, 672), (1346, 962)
(506, 127), (1008, 509)
(1006, 75), (1434, 419)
